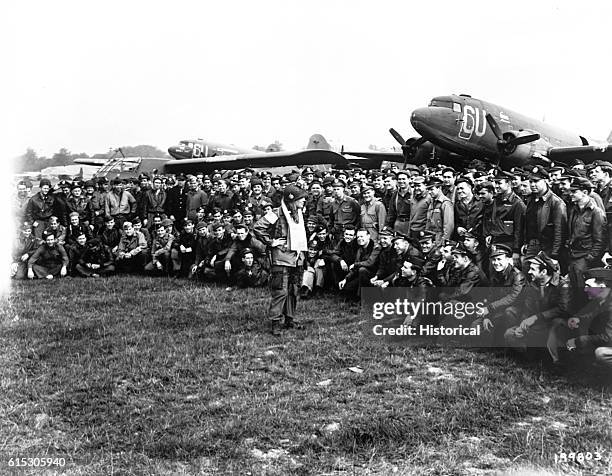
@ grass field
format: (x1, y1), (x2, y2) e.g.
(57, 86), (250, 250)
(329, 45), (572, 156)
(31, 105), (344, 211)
(1, 276), (611, 475)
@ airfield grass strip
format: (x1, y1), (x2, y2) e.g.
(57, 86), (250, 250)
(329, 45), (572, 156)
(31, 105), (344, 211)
(0, 276), (611, 475)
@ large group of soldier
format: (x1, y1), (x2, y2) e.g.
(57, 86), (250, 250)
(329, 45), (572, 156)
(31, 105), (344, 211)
(11, 160), (612, 371)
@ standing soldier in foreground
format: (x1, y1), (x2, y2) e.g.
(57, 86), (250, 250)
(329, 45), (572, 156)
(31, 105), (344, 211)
(254, 185), (308, 335)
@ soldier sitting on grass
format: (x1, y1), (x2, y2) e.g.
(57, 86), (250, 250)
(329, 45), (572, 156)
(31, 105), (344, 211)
(27, 231), (69, 280)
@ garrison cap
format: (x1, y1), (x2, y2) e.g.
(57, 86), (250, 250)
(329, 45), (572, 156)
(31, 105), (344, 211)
(584, 267), (612, 283)
(489, 244), (513, 258)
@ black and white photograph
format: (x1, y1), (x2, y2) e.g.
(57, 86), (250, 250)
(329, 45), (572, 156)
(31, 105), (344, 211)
(3, 1), (612, 474)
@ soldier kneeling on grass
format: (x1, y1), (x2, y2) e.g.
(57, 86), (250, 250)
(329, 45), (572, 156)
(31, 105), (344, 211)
(114, 221), (148, 274)
(11, 222), (41, 280)
(235, 248), (269, 289)
(27, 231), (69, 280)
(145, 224), (174, 275)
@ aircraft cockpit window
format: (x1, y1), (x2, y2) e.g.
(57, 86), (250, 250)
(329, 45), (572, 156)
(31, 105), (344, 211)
(453, 103), (462, 113)
(429, 99), (453, 109)
(180, 141), (194, 149)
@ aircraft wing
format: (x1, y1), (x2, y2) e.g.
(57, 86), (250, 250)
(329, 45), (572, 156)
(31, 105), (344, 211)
(547, 144), (612, 165)
(162, 149), (387, 174)
(73, 158), (109, 166)
(340, 151), (404, 162)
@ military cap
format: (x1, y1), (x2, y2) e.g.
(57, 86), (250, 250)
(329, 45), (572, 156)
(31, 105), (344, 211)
(417, 230), (436, 242)
(242, 208), (254, 216)
(331, 179), (346, 188)
(528, 166), (549, 180)
(58, 180), (71, 188)
(379, 226), (396, 238)
(122, 221), (133, 229)
(491, 170), (514, 182)
(280, 176), (290, 185)
(111, 178), (123, 185)
(459, 228), (478, 240)
(426, 176), (443, 188)
(560, 169), (581, 180)
(489, 244), (513, 258)
(39, 178), (52, 188)
(568, 177), (593, 191)
(584, 267), (612, 283)
(302, 167), (314, 176)
(393, 232), (410, 242)
(455, 176), (474, 188)
(212, 222), (225, 230)
(183, 218), (194, 226)
(443, 239), (458, 248)
(103, 215), (114, 223)
(260, 198), (273, 208)
(283, 184), (308, 203)
(361, 185), (375, 193)
(306, 215), (318, 224)
(586, 160), (612, 171)
(161, 218), (174, 227)
(250, 178), (263, 187)
(138, 173), (150, 180)
(322, 176), (335, 186)
(71, 181), (83, 190)
(84, 180), (95, 188)
(451, 243), (469, 256)
(195, 221), (208, 230)
(308, 178), (322, 188)
(477, 181), (496, 193)
(97, 177), (109, 184)
(68, 211), (79, 218)
(132, 216), (142, 225)
(22, 222), (32, 231)
(527, 251), (559, 273)
(175, 173), (187, 181)
(549, 165), (565, 173)
(473, 171), (488, 179)
(406, 256), (425, 270)
(412, 175), (426, 184)
(315, 224), (327, 233)
(241, 247), (254, 257)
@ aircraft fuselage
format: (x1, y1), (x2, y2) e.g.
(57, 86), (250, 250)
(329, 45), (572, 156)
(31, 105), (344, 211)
(410, 94), (587, 168)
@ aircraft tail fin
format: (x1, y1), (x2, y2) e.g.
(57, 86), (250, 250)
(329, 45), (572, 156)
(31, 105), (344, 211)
(306, 133), (331, 150)
(607, 130), (612, 143)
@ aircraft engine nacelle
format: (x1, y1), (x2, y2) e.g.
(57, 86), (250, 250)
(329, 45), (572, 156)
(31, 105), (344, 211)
(502, 130), (552, 166)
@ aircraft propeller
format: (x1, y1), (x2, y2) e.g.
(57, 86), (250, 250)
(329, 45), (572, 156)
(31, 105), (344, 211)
(485, 113), (540, 155)
(388, 128), (427, 168)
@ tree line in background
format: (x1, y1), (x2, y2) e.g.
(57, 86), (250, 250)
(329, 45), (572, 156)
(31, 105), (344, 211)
(12, 145), (169, 173)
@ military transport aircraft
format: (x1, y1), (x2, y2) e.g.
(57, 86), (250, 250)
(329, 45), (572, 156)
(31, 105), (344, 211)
(389, 94), (612, 170)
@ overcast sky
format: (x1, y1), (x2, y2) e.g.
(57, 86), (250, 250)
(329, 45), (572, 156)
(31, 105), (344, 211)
(6, 0), (612, 159)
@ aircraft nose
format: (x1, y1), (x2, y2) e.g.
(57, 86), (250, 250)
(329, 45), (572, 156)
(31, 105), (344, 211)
(410, 107), (431, 131)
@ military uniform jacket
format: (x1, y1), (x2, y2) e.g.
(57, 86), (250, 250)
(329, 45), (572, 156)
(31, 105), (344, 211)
(151, 233), (174, 257)
(507, 280), (568, 322)
(567, 201), (606, 260)
(65, 223), (93, 246)
(25, 192), (56, 223)
(13, 235), (41, 261)
(80, 243), (114, 267)
(185, 189), (209, 219)
(386, 189), (411, 225)
(439, 262), (482, 301)
(253, 208), (305, 267)
(105, 191), (136, 217)
(142, 189), (167, 219)
(360, 200), (387, 237)
(454, 197), (483, 235)
(524, 189), (567, 257)
(328, 239), (358, 266)
(316, 194), (334, 222)
(194, 236), (211, 264)
(485, 265), (525, 314)
(425, 195), (454, 243)
(329, 196), (360, 229)
(374, 246), (397, 281)
(575, 293), (612, 349)
(28, 243), (69, 268)
(409, 195), (431, 233)
(116, 231), (147, 256)
(99, 227), (121, 250)
(481, 191), (526, 252)
(344, 242), (380, 282)
(67, 196), (91, 222)
(226, 233), (267, 262)
(165, 186), (187, 221)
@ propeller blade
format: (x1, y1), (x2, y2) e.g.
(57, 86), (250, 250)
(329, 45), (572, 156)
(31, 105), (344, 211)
(485, 113), (503, 141)
(508, 133), (540, 147)
(406, 137), (427, 148)
(389, 128), (407, 146)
